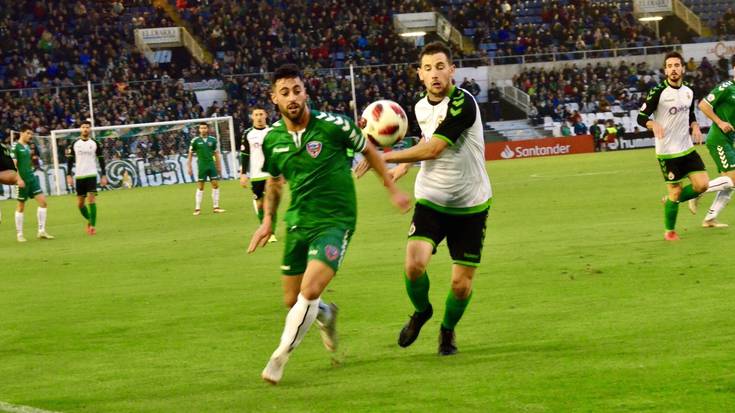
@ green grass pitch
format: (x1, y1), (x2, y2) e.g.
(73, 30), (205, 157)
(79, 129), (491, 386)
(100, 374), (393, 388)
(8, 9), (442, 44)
(1, 147), (734, 412)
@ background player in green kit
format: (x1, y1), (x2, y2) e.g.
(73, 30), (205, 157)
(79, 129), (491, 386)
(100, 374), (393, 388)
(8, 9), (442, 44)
(247, 64), (410, 385)
(187, 123), (225, 215)
(11, 125), (54, 242)
(696, 57), (735, 227)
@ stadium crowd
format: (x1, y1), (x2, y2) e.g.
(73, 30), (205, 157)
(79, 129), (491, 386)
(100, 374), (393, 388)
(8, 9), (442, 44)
(431, 0), (686, 61)
(517, 55), (735, 135)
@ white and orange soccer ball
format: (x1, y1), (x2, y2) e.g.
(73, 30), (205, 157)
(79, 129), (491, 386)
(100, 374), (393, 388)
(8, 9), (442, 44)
(359, 100), (408, 147)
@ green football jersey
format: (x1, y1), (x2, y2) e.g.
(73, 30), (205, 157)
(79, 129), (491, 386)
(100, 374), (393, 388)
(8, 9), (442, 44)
(262, 110), (367, 229)
(704, 79), (735, 143)
(189, 135), (218, 168)
(11, 142), (33, 179)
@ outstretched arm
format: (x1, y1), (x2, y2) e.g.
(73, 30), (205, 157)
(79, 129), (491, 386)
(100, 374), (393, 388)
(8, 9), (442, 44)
(361, 142), (411, 213)
(247, 176), (283, 252)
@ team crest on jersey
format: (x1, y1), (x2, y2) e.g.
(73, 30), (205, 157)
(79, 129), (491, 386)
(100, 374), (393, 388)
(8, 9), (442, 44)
(707, 94), (715, 102)
(668, 171), (675, 180)
(408, 223), (416, 236)
(325, 245), (340, 261)
(306, 141), (322, 158)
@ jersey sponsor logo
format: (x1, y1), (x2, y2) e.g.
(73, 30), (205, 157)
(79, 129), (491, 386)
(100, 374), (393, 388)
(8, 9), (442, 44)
(306, 141), (322, 158)
(668, 105), (689, 115)
(324, 245), (340, 261)
(273, 146), (290, 153)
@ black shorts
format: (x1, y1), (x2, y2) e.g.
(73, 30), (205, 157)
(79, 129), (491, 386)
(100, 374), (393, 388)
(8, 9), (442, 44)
(251, 179), (266, 200)
(0, 146), (15, 172)
(658, 150), (706, 183)
(75, 177), (98, 196)
(408, 202), (489, 266)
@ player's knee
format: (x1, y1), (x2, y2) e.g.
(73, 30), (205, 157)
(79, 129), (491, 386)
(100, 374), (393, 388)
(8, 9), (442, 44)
(451, 279), (472, 300)
(693, 182), (708, 193)
(283, 295), (297, 308)
(405, 259), (428, 279)
(299, 286), (321, 301)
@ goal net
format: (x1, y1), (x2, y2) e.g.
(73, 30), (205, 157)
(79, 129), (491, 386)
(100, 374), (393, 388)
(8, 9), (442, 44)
(43, 116), (236, 195)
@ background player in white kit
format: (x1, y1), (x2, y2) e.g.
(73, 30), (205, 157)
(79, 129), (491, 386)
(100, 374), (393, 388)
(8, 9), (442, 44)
(240, 107), (277, 242)
(357, 41), (492, 355)
(66, 121), (108, 235)
(637, 52), (707, 241)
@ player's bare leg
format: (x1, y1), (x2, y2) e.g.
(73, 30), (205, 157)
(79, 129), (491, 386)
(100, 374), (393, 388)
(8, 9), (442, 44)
(35, 194), (53, 239)
(703, 171), (735, 227)
(398, 240), (434, 347)
(15, 200), (26, 242)
(439, 264), (476, 356)
(262, 261), (335, 384)
(211, 180), (225, 213)
(194, 181), (204, 215)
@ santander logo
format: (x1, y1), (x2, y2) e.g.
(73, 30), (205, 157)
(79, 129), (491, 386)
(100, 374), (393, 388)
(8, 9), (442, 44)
(500, 145), (515, 159)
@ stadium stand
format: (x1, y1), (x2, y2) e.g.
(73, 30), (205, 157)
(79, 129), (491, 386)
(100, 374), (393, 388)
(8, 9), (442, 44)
(429, 0), (688, 62)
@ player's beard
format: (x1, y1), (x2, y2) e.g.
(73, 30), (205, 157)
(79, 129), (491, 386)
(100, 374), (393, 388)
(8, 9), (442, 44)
(281, 101), (306, 123)
(668, 72), (680, 83)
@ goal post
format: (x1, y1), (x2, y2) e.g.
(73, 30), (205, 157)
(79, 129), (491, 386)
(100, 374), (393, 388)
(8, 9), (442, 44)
(48, 116), (236, 195)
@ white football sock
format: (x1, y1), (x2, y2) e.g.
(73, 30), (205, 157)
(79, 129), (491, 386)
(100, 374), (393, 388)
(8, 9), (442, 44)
(705, 188), (732, 221)
(195, 189), (203, 210)
(212, 188), (220, 208)
(37, 207), (47, 232)
(15, 211), (23, 235)
(271, 293), (319, 359)
(706, 176), (734, 193)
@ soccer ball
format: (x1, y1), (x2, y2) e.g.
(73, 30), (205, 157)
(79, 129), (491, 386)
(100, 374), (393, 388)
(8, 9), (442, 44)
(359, 100), (408, 147)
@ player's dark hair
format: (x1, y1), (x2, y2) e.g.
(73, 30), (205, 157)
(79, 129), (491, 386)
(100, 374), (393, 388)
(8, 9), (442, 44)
(251, 105), (267, 113)
(419, 41), (453, 64)
(272, 64), (303, 88)
(20, 124), (32, 133)
(80, 120), (91, 127)
(664, 51), (685, 67)
(199, 122), (209, 127)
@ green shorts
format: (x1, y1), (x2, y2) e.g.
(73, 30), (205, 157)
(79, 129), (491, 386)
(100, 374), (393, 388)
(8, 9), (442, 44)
(17, 175), (42, 201)
(706, 131), (735, 173)
(280, 226), (353, 276)
(197, 164), (219, 182)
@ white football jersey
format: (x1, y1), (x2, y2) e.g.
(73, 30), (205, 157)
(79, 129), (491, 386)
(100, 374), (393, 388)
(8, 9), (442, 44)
(241, 127), (271, 180)
(638, 80), (697, 157)
(414, 86), (492, 210)
(68, 138), (103, 179)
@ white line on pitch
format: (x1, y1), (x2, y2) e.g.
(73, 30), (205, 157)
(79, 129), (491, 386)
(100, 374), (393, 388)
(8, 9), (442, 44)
(0, 401), (62, 413)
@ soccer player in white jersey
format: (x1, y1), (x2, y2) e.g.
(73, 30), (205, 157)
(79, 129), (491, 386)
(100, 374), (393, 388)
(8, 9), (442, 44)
(357, 41), (492, 355)
(240, 107), (277, 242)
(11, 125), (54, 242)
(66, 121), (108, 235)
(637, 52), (708, 241)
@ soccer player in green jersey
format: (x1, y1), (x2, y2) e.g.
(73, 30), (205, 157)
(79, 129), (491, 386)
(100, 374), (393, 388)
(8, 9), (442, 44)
(247, 64), (410, 385)
(187, 123), (225, 215)
(11, 125), (54, 242)
(696, 57), (735, 226)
